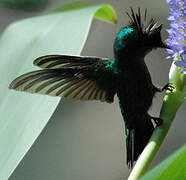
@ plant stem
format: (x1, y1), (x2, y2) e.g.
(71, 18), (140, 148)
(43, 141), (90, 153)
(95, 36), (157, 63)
(128, 91), (184, 180)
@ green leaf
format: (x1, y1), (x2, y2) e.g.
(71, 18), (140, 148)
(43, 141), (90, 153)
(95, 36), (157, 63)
(141, 145), (186, 180)
(0, 4), (116, 179)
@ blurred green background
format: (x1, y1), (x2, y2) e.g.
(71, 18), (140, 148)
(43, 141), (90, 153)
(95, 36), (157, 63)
(0, 0), (185, 179)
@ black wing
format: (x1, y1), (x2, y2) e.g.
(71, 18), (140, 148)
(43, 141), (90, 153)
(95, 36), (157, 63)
(9, 55), (119, 103)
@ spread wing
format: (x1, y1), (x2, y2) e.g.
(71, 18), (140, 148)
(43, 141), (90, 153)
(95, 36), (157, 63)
(9, 55), (119, 103)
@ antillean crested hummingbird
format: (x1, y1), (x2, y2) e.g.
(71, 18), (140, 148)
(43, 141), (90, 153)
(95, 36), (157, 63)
(9, 8), (173, 167)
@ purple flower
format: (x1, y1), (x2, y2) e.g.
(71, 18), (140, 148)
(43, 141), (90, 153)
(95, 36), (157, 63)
(165, 0), (186, 74)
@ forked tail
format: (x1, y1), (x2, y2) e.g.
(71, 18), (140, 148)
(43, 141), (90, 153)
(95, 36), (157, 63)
(126, 119), (154, 168)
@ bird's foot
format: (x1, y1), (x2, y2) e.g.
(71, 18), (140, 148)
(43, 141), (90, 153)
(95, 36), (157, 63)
(161, 83), (174, 92)
(151, 117), (163, 126)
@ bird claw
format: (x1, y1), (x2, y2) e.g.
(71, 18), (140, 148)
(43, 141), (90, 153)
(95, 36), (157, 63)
(162, 83), (174, 92)
(151, 117), (163, 126)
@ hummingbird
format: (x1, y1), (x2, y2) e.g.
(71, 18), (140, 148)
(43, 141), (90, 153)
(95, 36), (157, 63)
(9, 8), (174, 168)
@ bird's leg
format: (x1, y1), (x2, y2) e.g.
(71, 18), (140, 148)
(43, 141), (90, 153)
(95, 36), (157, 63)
(146, 114), (163, 126)
(153, 83), (174, 93)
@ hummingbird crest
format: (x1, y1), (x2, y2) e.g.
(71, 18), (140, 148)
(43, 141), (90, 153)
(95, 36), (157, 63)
(114, 8), (166, 59)
(126, 8), (161, 36)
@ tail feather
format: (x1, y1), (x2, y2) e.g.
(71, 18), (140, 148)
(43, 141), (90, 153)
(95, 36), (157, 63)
(127, 129), (135, 168)
(126, 119), (154, 168)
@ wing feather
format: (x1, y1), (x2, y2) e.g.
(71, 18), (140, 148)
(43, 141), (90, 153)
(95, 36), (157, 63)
(10, 55), (118, 103)
(63, 79), (87, 98)
(94, 87), (101, 100)
(46, 78), (74, 95)
(95, 89), (102, 100)
(88, 84), (98, 100)
(23, 75), (53, 91)
(34, 55), (100, 69)
(72, 80), (92, 100)
(80, 82), (95, 100)
(35, 77), (63, 93)
(101, 91), (106, 102)
(55, 79), (81, 96)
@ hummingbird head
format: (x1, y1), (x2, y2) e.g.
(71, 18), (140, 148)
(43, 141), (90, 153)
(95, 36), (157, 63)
(114, 8), (168, 59)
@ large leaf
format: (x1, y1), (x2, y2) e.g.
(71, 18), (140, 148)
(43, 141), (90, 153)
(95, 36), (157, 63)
(0, 4), (116, 179)
(141, 145), (186, 180)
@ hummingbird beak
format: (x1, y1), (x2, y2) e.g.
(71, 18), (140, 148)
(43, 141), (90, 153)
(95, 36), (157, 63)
(153, 24), (170, 49)
(158, 41), (170, 49)
(150, 24), (169, 49)
(149, 24), (170, 49)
